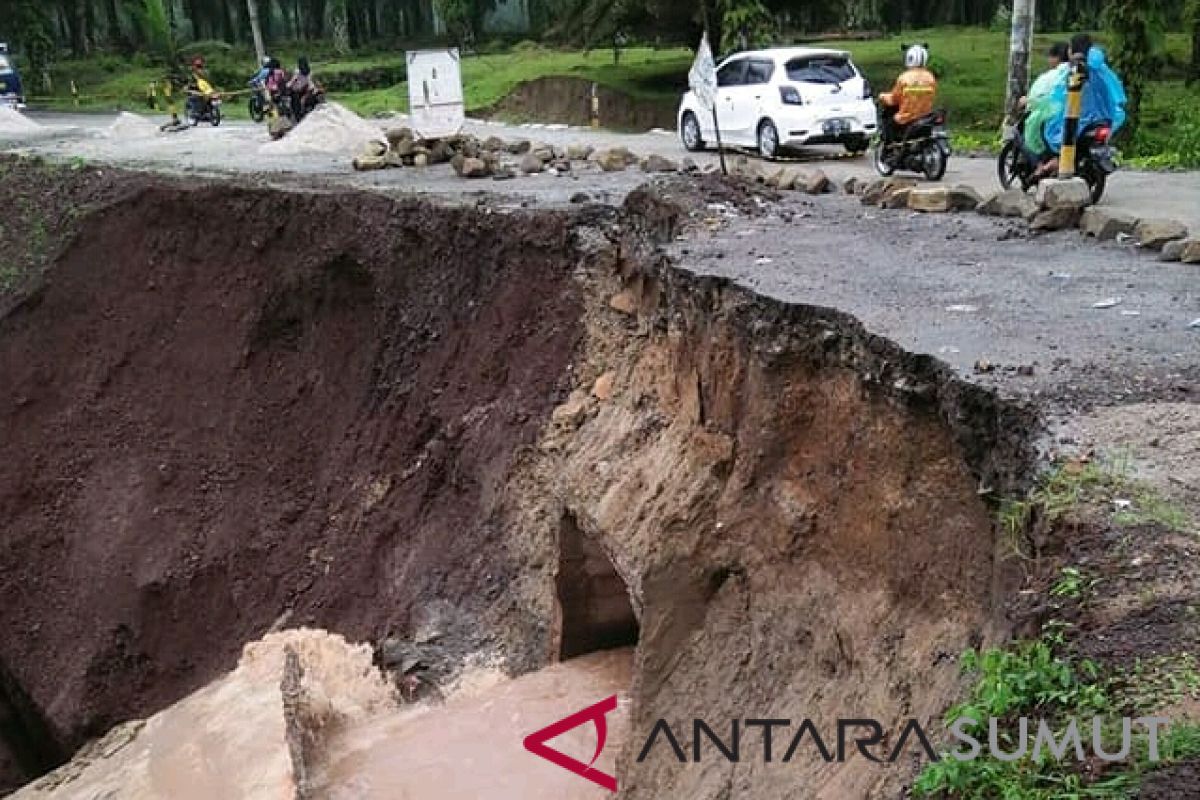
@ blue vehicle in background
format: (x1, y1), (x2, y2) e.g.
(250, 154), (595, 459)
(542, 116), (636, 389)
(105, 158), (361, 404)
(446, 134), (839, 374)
(0, 43), (26, 108)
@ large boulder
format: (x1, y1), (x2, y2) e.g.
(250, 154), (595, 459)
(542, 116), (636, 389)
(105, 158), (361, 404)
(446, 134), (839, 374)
(978, 188), (1037, 220)
(1035, 177), (1091, 211)
(731, 155), (763, 182)
(907, 185), (981, 213)
(593, 147), (637, 172)
(454, 156), (491, 178)
(352, 154), (388, 171)
(1135, 218), (1189, 251)
(640, 154), (679, 173)
(1079, 207), (1138, 241)
(1159, 239), (1187, 262)
(1031, 206), (1083, 231)
(1182, 239), (1200, 264)
(519, 152), (544, 174)
(482, 135), (507, 152)
(881, 187), (913, 209)
(861, 177), (916, 206)
(567, 143), (595, 161)
(797, 168), (831, 195)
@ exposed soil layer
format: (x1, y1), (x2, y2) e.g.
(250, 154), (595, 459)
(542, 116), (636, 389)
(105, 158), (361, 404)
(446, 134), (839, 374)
(0, 173), (584, 790)
(486, 76), (678, 132)
(0, 164), (1050, 797)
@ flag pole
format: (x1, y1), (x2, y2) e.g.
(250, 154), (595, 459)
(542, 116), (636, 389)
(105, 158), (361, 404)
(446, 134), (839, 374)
(712, 103), (727, 175)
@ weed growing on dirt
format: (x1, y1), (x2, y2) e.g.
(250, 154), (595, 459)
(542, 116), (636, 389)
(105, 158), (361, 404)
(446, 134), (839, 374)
(914, 637), (1200, 800)
(999, 457), (1194, 560)
(1050, 567), (1099, 602)
(1115, 654), (1200, 715)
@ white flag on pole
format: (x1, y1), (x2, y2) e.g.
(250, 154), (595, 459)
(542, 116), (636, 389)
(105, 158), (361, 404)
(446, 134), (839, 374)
(689, 34), (718, 110)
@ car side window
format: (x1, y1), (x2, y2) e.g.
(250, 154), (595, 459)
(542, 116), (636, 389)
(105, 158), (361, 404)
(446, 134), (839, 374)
(746, 60), (775, 85)
(717, 60), (747, 88)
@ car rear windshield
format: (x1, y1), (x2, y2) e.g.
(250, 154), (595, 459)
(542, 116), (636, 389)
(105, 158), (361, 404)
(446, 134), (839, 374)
(785, 56), (856, 85)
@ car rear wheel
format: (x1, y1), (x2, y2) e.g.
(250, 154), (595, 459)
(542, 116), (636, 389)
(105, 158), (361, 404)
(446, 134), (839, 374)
(680, 111), (704, 152)
(844, 135), (870, 156)
(757, 119), (780, 160)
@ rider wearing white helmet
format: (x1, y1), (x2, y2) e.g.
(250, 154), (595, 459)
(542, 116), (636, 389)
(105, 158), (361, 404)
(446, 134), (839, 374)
(880, 43), (938, 141)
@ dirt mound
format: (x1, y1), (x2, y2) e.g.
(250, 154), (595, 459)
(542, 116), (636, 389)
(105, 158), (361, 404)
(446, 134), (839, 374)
(261, 102), (386, 156)
(103, 112), (161, 139)
(486, 76), (678, 132)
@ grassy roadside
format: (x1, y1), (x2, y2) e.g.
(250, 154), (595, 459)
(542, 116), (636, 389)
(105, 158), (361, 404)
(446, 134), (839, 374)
(25, 28), (1200, 166)
(912, 457), (1200, 799)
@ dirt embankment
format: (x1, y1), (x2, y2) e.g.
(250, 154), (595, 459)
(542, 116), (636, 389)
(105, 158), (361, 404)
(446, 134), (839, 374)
(0, 174), (584, 791)
(487, 76), (679, 132)
(0, 165), (1038, 797)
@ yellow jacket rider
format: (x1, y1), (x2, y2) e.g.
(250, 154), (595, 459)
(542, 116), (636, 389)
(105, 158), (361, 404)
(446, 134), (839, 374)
(880, 45), (937, 140)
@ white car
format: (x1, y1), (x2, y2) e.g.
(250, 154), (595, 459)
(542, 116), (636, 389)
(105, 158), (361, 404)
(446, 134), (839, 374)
(678, 47), (878, 159)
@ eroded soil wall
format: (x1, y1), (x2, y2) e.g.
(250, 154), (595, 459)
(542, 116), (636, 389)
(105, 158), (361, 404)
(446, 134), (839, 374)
(0, 167), (1036, 797)
(0, 177), (584, 788)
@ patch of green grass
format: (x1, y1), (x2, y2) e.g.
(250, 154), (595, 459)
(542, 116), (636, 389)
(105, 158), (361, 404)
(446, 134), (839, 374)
(999, 456), (1194, 561)
(914, 637), (1200, 800)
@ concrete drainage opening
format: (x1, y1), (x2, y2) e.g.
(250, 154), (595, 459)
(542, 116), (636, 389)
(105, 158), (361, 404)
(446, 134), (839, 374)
(555, 511), (639, 660)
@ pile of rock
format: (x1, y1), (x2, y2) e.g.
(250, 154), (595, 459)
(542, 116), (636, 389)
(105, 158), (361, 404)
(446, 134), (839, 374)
(852, 175), (1197, 262)
(857, 177), (981, 212)
(352, 128), (687, 179)
(731, 156), (834, 195)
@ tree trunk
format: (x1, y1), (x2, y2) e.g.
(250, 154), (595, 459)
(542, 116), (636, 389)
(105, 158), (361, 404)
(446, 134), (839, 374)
(104, 0), (124, 48)
(247, 0), (267, 60)
(1191, 21), (1200, 85)
(1004, 0), (1036, 127)
(329, 0), (350, 54)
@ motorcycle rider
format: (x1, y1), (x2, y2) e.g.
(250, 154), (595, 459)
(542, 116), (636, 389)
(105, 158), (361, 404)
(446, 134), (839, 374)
(879, 44), (938, 144)
(186, 56), (217, 121)
(286, 56), (322, 121)
(1039, 33), (1127, 178)
(1020, 42), (1069, 163)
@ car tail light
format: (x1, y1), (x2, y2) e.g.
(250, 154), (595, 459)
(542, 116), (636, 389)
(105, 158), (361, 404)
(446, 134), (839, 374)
(779, 86), (803, 105)
(1093, 125), (1111, 144)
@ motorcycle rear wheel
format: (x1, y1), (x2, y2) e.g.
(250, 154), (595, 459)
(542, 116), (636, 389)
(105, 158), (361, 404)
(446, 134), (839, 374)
(211, 106), (222, 127)
(923, 142), (948, 181)
(873, 142), (895, 176)
(1081, 164), (1107, 204)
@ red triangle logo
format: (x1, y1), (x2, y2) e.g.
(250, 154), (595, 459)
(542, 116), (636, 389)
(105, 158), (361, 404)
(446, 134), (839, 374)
(523, 694), (619, 792)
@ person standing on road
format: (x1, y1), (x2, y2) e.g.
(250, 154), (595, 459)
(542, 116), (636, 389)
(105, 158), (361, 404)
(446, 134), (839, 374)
(879, 45), (938, 143)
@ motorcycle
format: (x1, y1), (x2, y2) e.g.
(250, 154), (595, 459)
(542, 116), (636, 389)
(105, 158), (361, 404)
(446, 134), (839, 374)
(186, 91), (223, 127)
(873, 108), (951, 181)
(997, 110), (1115, 204)
(247, 79), (267, 123)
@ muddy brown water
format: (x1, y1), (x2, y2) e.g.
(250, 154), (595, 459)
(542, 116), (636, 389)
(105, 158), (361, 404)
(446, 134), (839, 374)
(312, 649), (633, 799)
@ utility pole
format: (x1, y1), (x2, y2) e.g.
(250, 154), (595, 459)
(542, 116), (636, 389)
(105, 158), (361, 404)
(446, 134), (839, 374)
(246, 0), (266, 63)
(1004, 0), (1036, 133)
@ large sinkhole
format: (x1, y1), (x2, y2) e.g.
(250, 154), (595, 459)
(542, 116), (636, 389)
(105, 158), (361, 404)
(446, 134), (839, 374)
(555, 511), (640, 660)
(0, 168), (1026, 798)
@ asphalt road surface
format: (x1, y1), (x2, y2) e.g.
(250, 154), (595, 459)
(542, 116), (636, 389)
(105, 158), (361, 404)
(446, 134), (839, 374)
(5, 110), (1200, 232)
